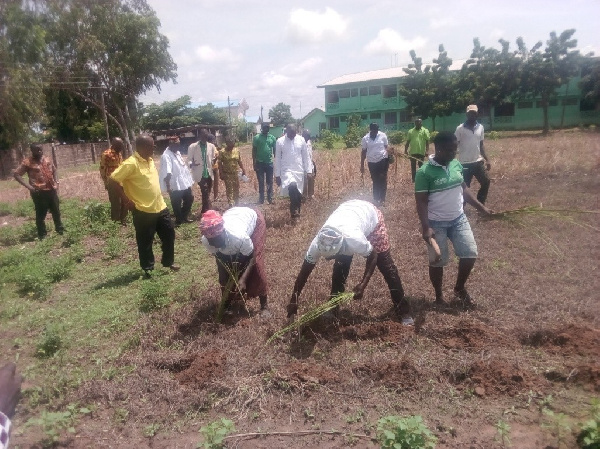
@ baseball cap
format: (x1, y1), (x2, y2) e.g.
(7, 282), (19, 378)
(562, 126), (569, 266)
(466, 105), (478, 113)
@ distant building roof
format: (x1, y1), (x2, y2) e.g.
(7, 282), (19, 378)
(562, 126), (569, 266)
(301, 108), (325, 121)
(318, 60), (466, 87)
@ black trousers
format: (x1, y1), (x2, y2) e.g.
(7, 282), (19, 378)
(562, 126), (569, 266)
(131, 208), (175, 271)
(330, 250), (409, 315)
(198, 177), (212, 213)
(169, 187), (194, 224)
(410, 154), (425, 183)
(462, 160), (490, 204)
(368, 158), (390, 204)
(30, 189), (64, 238)
(288, 182), (302, 218)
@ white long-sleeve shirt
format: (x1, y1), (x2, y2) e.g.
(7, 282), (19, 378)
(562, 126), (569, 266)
(274, 134), (310, 196)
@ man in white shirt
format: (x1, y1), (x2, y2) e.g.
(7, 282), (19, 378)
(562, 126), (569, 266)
(455, 105), (491, 204)
(287, 199), (413, 325)
(361, 123), (391, 206)
(275, 124), (311, 222)
(200, 208), (270, 316)
(301, 129), (316, 199)
(159, 136), (194, 226)
(188, 129), (218, 213)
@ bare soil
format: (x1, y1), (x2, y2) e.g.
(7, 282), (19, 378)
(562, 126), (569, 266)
(4, 130), (600, 448)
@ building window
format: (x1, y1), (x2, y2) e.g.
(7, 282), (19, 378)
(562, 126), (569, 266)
(399, 109), (412, 123)
(319, 122), (327, 130)
(384, 111), (397, 125)
(536, 99), (558, 107)
(360, 87), (368, 96)
(339, 89), (351, 98)
(518, 101), (533, 109)
(351, 88), (358, 97)
(562, 97), (578, 106)
(370, 113), (381, 120)
(361, 114), (368, 120)
(494, 103), (515, 117)
(383, 84), (397, 98)
(326, 91), (339, 103)
(368, 86), (381, 96)
(329, 117), (339, 129)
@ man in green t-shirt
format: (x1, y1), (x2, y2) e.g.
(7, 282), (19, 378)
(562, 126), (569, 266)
(252, 123), (276, 204)
(404, 118), (430, 183)
(414, 131), (493, 307)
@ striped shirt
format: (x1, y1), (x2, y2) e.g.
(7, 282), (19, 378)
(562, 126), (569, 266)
(415, 156), (464, 221)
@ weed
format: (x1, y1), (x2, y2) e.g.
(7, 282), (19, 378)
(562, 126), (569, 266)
(45, 256), (74, 282)
(495, 419), (512, 447)
(139, 278), (170, 312)
(179, 223), (198, 240)
(345, 408), (366, 424)
(488, 130), (501, 140)
(143, 423), (161, 438)
(542, 408), (572, 449)
(19, 222), (39, 242)
(16, 270), (52, 300)
(104, 236), (121, 259)
(35, 327), (63, 358)
(577, 398), (600, 449)
(113, 408), (129, 425)
(376, 415), (437, 449)
(0, 201), (11, 216)
(198, 417), (235, 449)
(25, 404), (88, 448)
(0, 226), (19, 246)
(13, 199), (34, 217)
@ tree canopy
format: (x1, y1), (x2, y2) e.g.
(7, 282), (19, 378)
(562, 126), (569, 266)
(268, 103), (294, 127)
(140, 96), (228, 132)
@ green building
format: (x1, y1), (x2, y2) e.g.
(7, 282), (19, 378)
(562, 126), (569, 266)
(317, 63), (600, 134)
(300, 108), (326, 138)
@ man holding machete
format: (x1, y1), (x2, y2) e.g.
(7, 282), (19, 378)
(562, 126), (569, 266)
(415, 131), (493, 306)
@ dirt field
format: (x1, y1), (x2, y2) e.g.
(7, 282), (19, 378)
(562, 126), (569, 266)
(1, 129), (599, 448)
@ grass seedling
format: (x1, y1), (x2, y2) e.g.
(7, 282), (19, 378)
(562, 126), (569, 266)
(198, 417), (235, 449)
(495, 419), (512, 447)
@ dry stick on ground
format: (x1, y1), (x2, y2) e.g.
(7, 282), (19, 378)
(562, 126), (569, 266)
(224, 429), (373, 442)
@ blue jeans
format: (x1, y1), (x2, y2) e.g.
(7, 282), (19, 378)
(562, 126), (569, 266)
(255, 162), (273, 203)
(428, 213), (478, 267)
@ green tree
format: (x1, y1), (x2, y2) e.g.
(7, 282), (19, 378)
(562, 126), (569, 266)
(579, 57), (600, 111)
(0, 1), (46, 150)
(268, 102), (294, 127)
(517, 29), (580, 134)
(139, 96), (228, 132)
(459, 38), (522, 129)
(400, 45), (456, 130)
(45, 0), (177, 151)
(343, 114), (362, 148)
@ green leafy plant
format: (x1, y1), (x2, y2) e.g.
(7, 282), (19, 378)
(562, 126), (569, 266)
(143, 423), (161, 438)
(495, 419), (512, 447)
(104, 236), (121, 259)
(16, 271), (51, 300)
(388, 130), (406, 145)
(343, 114), (363, 148)
(376, 415), (437, 449)
(45, 256), (74, 282)
(198, 418), (235, 449)
(542, 408), (572, 449)
(319, 129), (338, 150)
(139, 278), (170, 312)
(0, 201), (11, 216)
(25, 404), (89, 448)
(577, 398), (600, 449)
(488, 130), (501, 140)
(35, 327), (63, 358)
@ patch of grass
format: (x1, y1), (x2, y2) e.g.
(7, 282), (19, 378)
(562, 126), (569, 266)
(0, 201), (11, 216)
(16, 271), (52, 300)
(36, 326), (64, 358)
(139, 277), (171, 313)
(104, 236), (121, 259)
(13, 199), (35, 217)
(45, 255), (74, 283)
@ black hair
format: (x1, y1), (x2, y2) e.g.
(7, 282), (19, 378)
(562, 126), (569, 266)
(433, 131), (457, 147)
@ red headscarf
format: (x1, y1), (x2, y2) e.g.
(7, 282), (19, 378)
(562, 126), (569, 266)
(200, 210), (224, 238)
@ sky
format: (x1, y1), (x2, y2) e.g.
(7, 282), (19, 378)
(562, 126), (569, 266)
(141, 0), (600, 120)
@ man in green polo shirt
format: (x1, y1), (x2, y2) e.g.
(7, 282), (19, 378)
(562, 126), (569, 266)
(404, 118), (430, 183)
(252, 123), (276, 204)
(414, 131), (492, 306)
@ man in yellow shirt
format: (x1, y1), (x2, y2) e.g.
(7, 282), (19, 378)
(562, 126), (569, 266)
(109, 135), (179, 275)
(404, 118), (430, 183)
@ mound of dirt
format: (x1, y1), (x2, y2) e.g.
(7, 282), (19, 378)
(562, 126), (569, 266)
(352, 359), (420, 390)
(175, 350), (226, 387)
(447, 360), (546, 397)
(340, 320), (414, 343)
(545, 363), (600, 392)
(423, 319), (517, 350)
(520, 325), (600, 357)
(273, 361), (340, 390)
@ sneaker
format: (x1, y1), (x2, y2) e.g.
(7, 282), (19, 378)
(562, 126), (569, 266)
(454, 288), (476, 307)
(169, 264), (181, 272)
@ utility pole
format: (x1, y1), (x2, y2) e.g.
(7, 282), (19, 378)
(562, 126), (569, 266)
(260, 106), (264, 123)
(227, 96), (232, 126)
(99, 86), (110, 145)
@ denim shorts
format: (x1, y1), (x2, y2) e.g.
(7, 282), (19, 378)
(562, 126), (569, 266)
(428, 213), (478, 267)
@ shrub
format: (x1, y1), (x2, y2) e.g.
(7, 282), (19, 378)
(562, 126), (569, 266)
(35, 327), (63, 358)
(388, 130), (406, 145)
(343, 114), (363, 148)
(45, 256), (74, 283)
(18, 222), (39, 242)
(377, 415), (437, 449)
(488, 130), (501, 140)
(139, 278), (170, 312)
(319, 129), (338, 150)
(577, 398), (600, 449)
(104, 236), (121, 259)
(0, 226), (19, 246)
(16, 272), (51, 301)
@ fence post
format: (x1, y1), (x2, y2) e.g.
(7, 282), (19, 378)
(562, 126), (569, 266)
(51, 144), (58, 169)
(91, 143), (96, 164)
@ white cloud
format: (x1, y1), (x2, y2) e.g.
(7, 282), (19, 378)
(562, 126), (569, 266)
(281, 57), (324, 74)
(364, 29), (427, 55)
(286, 7), (348, 44)
(429, 17), (457, 30)
(194, 45), (238, 63)
(261, 71), (291, 88)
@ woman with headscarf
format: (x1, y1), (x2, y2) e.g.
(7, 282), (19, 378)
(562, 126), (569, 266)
(200, 208), (269, 316)
(287, 199), (413, 325)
